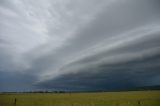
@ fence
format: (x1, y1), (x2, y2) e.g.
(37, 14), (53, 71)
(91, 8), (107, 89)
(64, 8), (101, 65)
(13, 98), (141, 106)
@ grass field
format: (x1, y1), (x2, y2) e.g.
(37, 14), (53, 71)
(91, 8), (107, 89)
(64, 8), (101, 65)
(0, 91), (160, 106)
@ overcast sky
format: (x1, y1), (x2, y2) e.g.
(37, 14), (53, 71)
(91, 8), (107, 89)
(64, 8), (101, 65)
(0, 0), (160, 91)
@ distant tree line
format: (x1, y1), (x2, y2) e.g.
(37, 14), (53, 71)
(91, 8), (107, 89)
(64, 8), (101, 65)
(0, 85), (160, 94)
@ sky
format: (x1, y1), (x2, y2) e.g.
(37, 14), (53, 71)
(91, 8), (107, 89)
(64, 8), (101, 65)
(0, 0), (160, 91)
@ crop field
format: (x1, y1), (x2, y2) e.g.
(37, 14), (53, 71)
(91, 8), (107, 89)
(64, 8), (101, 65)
(0, 91), (160, 106)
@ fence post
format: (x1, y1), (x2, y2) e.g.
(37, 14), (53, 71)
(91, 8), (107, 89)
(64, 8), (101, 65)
(14, 98), (17, 106)
(138, 100), (140, 106)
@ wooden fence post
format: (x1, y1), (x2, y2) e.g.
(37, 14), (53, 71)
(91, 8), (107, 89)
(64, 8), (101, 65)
(138, 100), (140, 106)
(14, 98), (17, 106)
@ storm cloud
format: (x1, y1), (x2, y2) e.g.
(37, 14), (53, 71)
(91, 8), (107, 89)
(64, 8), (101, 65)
(0, 0), (160, 91)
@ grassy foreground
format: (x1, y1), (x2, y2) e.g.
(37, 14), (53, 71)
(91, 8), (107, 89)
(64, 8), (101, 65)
(0, 91), (160, 106)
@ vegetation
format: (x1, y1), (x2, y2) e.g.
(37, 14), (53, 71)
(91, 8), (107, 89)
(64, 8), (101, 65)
(0, 91), (160, 106)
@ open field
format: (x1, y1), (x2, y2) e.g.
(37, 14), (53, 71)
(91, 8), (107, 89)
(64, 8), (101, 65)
(0, 91), (160, 106)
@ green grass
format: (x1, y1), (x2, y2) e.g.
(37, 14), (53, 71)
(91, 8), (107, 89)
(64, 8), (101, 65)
(0, 91), (160, 106)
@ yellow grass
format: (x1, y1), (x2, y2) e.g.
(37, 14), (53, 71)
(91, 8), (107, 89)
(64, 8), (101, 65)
(0, 91), (160, 106)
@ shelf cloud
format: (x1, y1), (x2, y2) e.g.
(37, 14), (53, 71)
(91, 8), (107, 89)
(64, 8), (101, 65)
(0, 0), (160, 91)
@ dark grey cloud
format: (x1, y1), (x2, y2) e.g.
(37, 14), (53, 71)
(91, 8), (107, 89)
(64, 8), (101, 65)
(0, 71), (35, 92)
(0, 0), (160, 91)
(37, 53), (160, 90)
